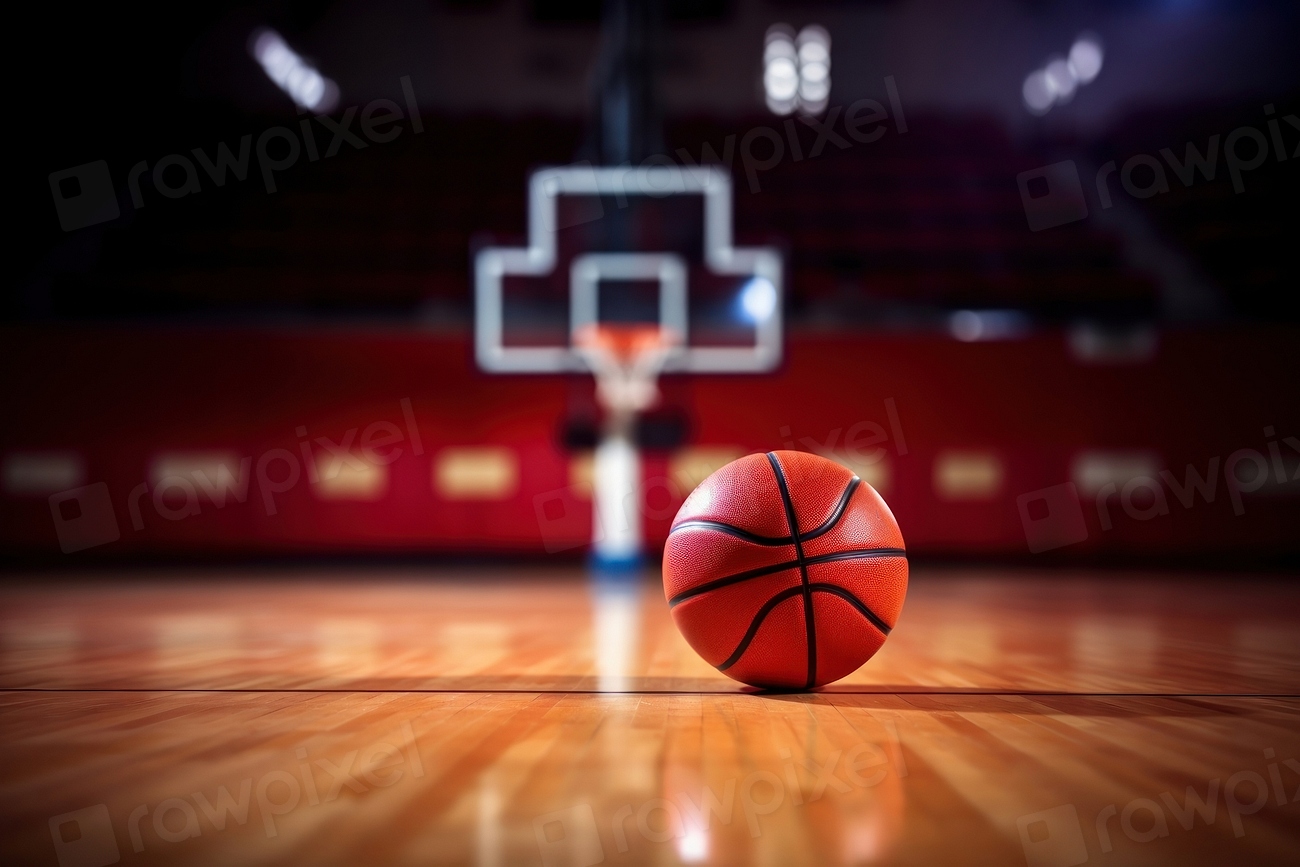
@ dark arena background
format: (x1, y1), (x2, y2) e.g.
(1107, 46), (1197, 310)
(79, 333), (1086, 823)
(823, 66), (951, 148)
(3, 1), (1300, 865)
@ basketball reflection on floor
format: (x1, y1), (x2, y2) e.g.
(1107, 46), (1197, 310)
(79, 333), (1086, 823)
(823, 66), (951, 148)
(583, 567), (907, 865)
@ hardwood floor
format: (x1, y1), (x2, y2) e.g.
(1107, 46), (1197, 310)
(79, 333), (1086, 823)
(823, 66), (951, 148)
(2, 567), (1298, 865)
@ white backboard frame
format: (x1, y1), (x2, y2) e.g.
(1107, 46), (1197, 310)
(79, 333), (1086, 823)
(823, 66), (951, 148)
(474, 164), (783, 374)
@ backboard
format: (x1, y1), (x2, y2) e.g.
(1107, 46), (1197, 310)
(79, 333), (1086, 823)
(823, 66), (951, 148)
(473, 164), (783, 376)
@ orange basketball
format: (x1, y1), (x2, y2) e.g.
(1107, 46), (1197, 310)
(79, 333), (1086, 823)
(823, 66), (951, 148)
(663, 450), (908, 689)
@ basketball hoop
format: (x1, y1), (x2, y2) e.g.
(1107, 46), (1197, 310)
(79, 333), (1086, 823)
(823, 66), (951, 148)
(574, 323), (680, 417)
(473, 164), (783, 567)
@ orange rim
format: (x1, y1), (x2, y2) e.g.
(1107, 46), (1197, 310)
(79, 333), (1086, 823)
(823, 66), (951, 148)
(574, 324), (677, 363)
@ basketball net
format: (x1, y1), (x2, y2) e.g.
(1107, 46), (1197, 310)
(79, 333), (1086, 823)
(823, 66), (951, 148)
(573, 324), (680, 568)
(573, 324), (679, 419)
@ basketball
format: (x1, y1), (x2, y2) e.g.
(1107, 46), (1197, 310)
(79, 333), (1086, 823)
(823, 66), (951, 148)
(664, 450), (908, 689)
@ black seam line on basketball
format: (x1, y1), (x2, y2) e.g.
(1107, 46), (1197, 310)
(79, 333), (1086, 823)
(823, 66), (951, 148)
(669, 559), (800, 607)
(666, 520), (796, 546)
(715, 585), (806, 671)
(666, 548), (906, 608)
(766, 452), (817, 690)
(712, 581), (894, 677)
(667, 477), (862, 545)
(800, 478), (861, 542)
(808, 583), (893, 636)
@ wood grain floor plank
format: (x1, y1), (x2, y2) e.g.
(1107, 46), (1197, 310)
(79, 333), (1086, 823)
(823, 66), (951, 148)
(1, 568), (1298, 865)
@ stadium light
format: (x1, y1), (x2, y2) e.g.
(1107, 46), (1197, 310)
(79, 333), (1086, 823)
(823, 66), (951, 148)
(764, 25), (798, 115)
(1021, 32), (1104, 116)
(250, 28), (339, 113)
(795, 25), (831, 115)
(1043, 57), (1077, 103)
(1068, 35), (1104, 84)
(949, 309), (1030, 342)
(1022, 70), (1055, 115)
(764, 23), (830, 117)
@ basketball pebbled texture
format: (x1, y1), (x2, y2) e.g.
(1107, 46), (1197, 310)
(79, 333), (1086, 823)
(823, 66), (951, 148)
(663, 450), (908, 689)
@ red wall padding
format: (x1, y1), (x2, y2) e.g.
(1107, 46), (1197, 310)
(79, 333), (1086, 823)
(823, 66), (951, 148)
(3, 326), (1297, 558)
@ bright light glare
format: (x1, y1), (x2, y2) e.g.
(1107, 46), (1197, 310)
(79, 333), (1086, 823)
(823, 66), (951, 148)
(764, 57), (799, 100)
(251, 28), (339, 112)
(1022, 70), (1054, 114)
(801, 60), (829, 83)
(764, 38), (795, 64)
(677, 827), (709, 862)
(740, 277), (778, 322)
(799, 78), (830, 102)
(798, 39), (829, 65)
(950, 310), (983, 342)
(797, 24), (831, 51)
(764, 96), (795, 116)
(1044, 57), (1077, 101)
(796, 25), (830, 117)
(1068, 36), (1104, 84)
(765, 22), (830, 118)
(949, 310), (1029, 342)
(766, 95), (796, 116)
(1022, 31), (1104, 116)
(765, 23), (795, 44)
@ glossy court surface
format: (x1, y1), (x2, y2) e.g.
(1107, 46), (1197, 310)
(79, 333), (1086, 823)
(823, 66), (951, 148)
(2, 567), (1298, 865)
